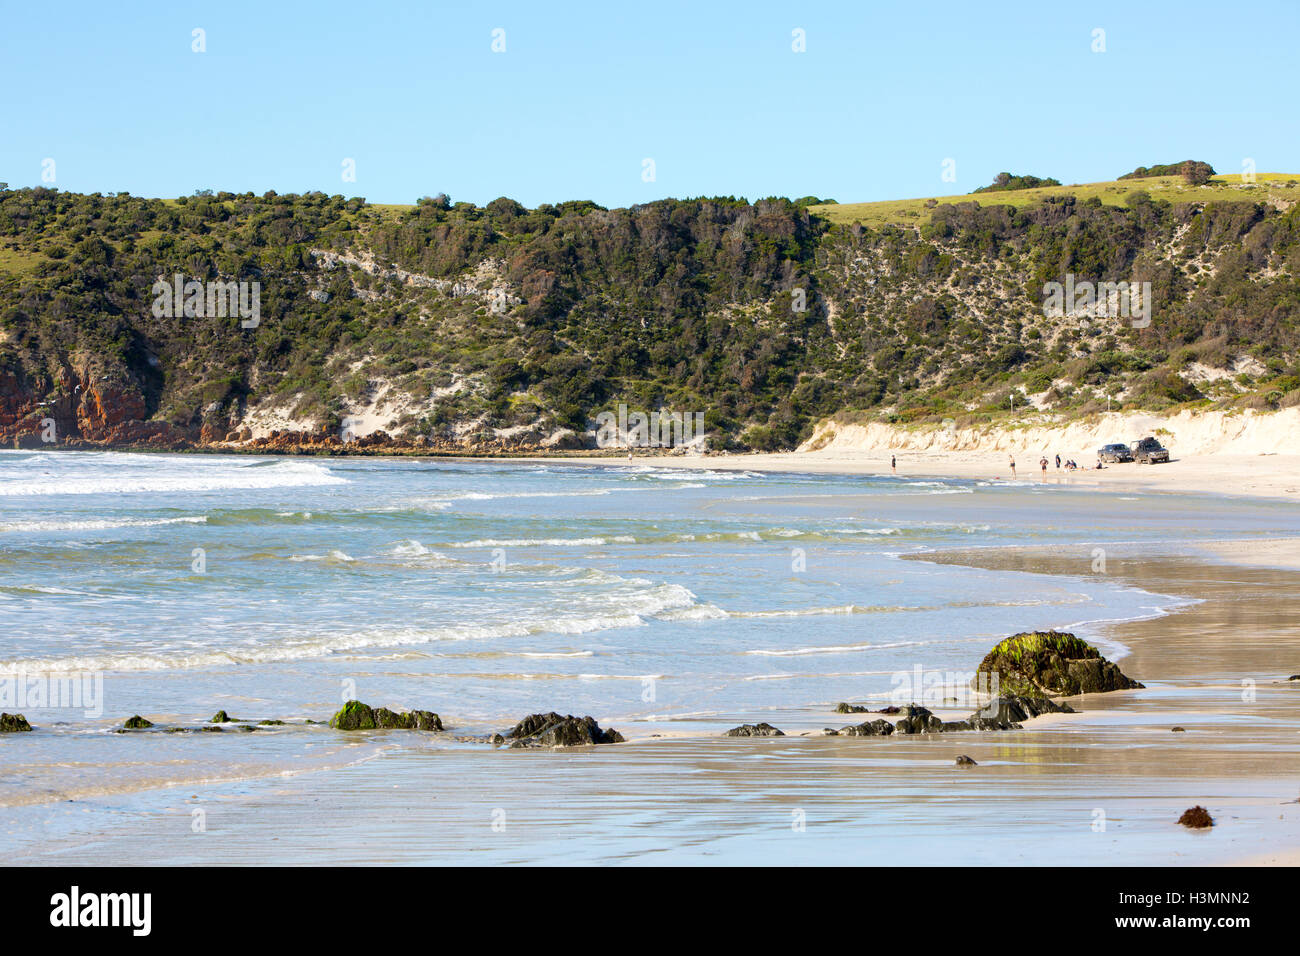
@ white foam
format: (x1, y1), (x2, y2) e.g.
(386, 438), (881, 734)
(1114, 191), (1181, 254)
(449, 536), (637, 548)
(746, 639), (927, 656)
(0, 515), (207, 532)
(0, 579), (702, 674)
(0, 459), (345, 496)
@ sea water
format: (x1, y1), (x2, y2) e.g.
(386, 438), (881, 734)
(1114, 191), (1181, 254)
(1, 450), (1297, 817)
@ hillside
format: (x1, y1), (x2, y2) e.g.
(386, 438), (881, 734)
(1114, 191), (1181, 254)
(1, 170), (1299, 453)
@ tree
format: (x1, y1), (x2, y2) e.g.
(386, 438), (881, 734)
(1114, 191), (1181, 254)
(1180, 161), (1213, 186)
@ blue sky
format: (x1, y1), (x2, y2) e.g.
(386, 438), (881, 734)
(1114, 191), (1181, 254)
(2, 1), (1296, 208)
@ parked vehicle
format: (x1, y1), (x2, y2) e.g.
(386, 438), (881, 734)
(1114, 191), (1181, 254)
(1130, 437), (1170, 464)
(1097, 443), (1134, 463)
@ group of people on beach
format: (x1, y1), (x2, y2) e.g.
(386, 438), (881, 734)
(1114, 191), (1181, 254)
(1007, 454), (1100, 479)
(888, 454), (1102, 482)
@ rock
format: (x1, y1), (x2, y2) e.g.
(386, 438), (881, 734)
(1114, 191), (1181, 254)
(967, 695), (1072, 730)
(258, 719), (285, 726)
(210, 710), (232, 723)
(505, 712), (621, 747)
(822, 728), (840, 736)
(974, 630), (1143, 697)
(955, 755), (978, 766)
(122, 715), (153, 729)
(328, 700), (443, 731)
(835, 703), (871, 714)
(723, 723), (785, 737)
(1171, 726), (1186, 732)
(1178, 806), (1214, 828)
(490, 733), (505, 746)
(894, 704), (945, 735)
(1288, 675), (1300, 681)
(0, 712), (32, 732)
(839, 719), (894, 736)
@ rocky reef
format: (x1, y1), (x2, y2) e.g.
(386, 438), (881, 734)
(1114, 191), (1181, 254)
(328, 700), (443, 731)
(974, 630), (1143, 697)
(821, 696), (1075, 738)
(504, 712), (623, 747)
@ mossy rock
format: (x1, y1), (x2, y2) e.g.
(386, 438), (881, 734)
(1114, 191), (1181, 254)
(0, 712), (32, 732)
(974, 630), (1143, 697)
(258, 719), (285, 726)
(210, 710), (243, 723)
(122, 715), (153, 729)
(329, 700), (443, 731)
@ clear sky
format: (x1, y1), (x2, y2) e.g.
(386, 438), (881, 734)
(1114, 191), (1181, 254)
(2, 0), (1296, 208)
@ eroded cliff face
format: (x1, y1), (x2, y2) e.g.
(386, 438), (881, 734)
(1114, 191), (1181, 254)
(0, 362), (192, 449)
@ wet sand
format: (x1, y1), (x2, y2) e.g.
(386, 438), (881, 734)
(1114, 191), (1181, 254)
(6, 540), (1299, 865)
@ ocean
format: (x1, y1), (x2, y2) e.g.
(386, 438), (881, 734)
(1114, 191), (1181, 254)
(2, 450), (1299, 862)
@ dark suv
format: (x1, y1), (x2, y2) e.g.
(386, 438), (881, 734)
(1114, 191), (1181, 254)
(1097, 443), (1133, 463)
(1130, 437), (1170, 464)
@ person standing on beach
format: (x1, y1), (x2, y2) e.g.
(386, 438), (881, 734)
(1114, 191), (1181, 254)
(1055, 454), (1061, 470)
(891, 455), (896, 474)
(1009, 455), (1016, 478)
(1040, 457), (1048, 477)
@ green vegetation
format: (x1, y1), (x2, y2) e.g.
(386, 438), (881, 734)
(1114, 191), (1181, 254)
(973, 172), (1062, 193)
(1119, 160), (1215, 183)
(2, 174), (1299, 451)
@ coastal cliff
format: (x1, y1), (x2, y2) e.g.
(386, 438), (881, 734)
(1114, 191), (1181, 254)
(3, 176), (1299, 454)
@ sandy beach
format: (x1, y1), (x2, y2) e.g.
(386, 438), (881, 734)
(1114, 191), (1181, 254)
(480, 449), (1300, 502)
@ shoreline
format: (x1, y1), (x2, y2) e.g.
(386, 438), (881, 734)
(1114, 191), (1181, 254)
(5, 536), (1298, 864)
(469, 449), (1300, 503)
(9, 444), (1300, 503)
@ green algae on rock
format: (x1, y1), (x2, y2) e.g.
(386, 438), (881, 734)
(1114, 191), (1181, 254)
(122, 715), (153, 729)
(0, 712), (33, 732)
(974, 630), (1143, 698)
(329, 700), (443, 731)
